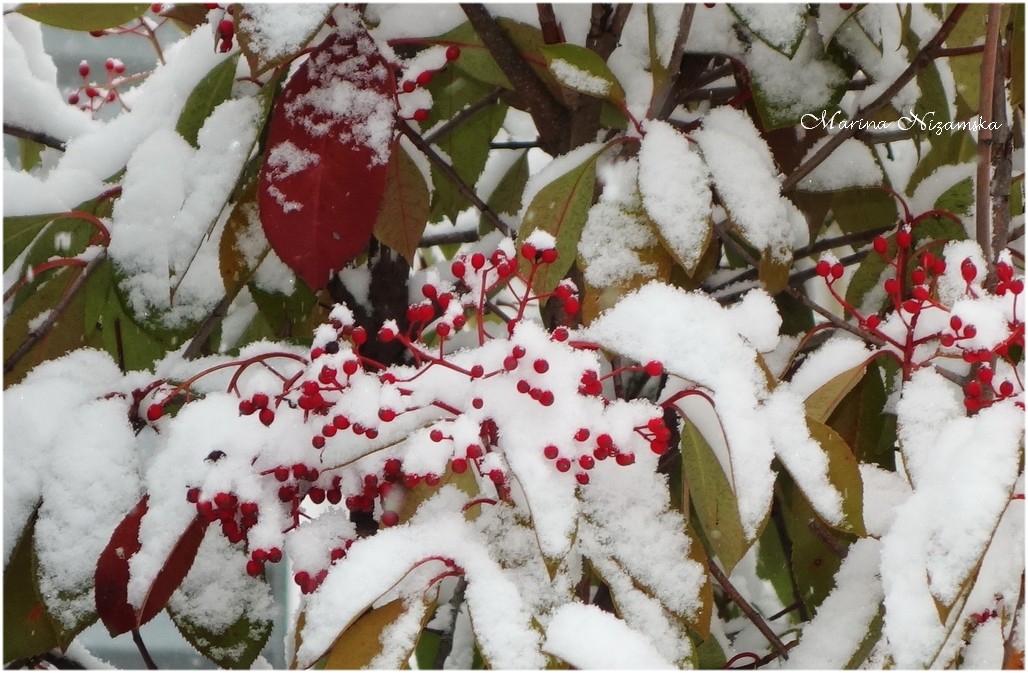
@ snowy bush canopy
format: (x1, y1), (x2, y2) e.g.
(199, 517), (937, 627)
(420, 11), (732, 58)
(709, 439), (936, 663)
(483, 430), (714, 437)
(3, 3), (1024, 670)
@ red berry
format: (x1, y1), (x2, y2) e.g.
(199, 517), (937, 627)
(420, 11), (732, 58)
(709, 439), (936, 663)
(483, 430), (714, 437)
(553, 327), (569, 341)
(965, 381), (982, 398)
(575, 473), (590, 485)
(246, 560), (264, 577)
(445, 45), (461, 61)
(864, 315), (881, 329)
(424, 473), (441, 486)
(644, 361), (663, 377)
(259, 408), (275, 426)
(873, 237), (888, 255)
(404, 474), (421, 488)
(579, 455), (595, 470)
(436, 322), (451, 338)
(68, 92), (80, 105)
(146, 403), (164, 422)
(574, 428), (590, 442)
(555, 458), (571, 473)
(312, 435), (326, 449)
(597, 433), (613, 448)
(78, 61), (90, 78)
(539, 391), (554, 406)
(543, 445), (559, 460)
(384, 458), (403, 475)
(267, 547), (282, 563)
(379, 408), (397, 422)
(416, 70), (433, 86)
(912, 269), (927, 285)
(883, 278), (900, 296)
(470, 365), (484, 379)
(412, 108), (430, 122)
(615, 453), (635, 466)
(451, 260), (466, 278)
(251, 392), (269, 409)
(831, 263), (844, 280)
(466, 444), (483, 459)
(430, 429), (445, 442)
(961, 258), (977, 283)
(471, 252), (486, 270)
(650, 440), (669, 455)
(402, 80), (416, 93)
(330, 547), (346, 562)
(273, 465), (289, 482)
(214, 492), (236, 510)
(999, 381), (1015, 396)
(309, 487), (326, 504)
(252, 548), (268, 562)
(564, 297), (581, 315)
(279, 485), (296, 502)
(451, 458), (468, 474)
(533, 359), (549, 374)
(489, 469), (504, 484)
(962, 325), (977, 339)
(218, 18), (234, 39)
(540, 249), (558, 264)
(186, 487), (200, 503)
(815, 260), (831, 277)
(150, 3), (163, 12)
(472, 397), (483, 409)
(294, 571), (311, 587)
(896, 229), (912, 249)
(381, 510), (399, 527)
(521, 243), (536, 260)
(241, 502), (259, 517)
(978, 368), (994, 384)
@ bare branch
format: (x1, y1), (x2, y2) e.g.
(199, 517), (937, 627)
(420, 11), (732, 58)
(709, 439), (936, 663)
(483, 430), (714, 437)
(4, 123), (66, 151)
(975, 4), (1003, 266)
(708, 558), (791, 661)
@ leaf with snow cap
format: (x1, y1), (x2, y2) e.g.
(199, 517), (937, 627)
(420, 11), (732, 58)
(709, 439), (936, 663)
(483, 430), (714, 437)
(94, 496), (209, 636)
(259, 22), (397, 290)
(236, 4), (332, 77)
(518, 145), (605, 295)
(176, 55), (239, 149)
(729, 4), (807, 58)
(3, 512), (61, 662)
(540, 44), (624, 104)
(804, 418), (865, 536)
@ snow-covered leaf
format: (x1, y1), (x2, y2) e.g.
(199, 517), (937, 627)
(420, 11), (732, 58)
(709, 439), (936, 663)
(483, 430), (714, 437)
(258, 22), (396, 290)
(176, 55), (239, 148)
(236, 4), (332, 77)
(3, 513), (62, 662)
(804, 362), (870, 423)
(805, 417), (865, 536)
(730, 4), (806, 57)
(543, 603), (675, 669)
(540, 43), (624, 103)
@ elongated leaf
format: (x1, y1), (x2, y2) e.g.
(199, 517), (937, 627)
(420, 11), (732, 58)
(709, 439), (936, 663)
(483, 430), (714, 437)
(236, 5), (331, 77)
(94, 496), (209, 636)
(805, 361), (869, 423)
(176, 55), (239, 148)
(4, 212), (59, 270)
(729, 4), (806, 57)
(3, 512), (61, 663)
(435, 19), (548, 91)
(517, 146), (604, 294)
(486, 151), (529, 219)
(540, 43), (624, 103)
(16, 3), (149, 31)
(323, 599), (408, 668)
(83, 260), (168, 373)
(259, 27), (396, 290)
(374, 141), (430, 264)
(758, 248), (792, 295)
(679, 415), (748, 574)
(806, 417), (865, 536)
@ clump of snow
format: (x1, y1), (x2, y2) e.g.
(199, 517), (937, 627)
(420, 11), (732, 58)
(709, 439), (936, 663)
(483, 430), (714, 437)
(543, 603), (675, 669)
(578, 202), (657, 288)
(237, 4), (332, 66)
(731, 4), (805, 54)
(549, 59), (612, 97)
(797, 138), (883, 191)
(788, 335), (872, 400)
(694, 107), (798, 261)
(746, 33), (847, 125)
(638, 120), (712, 272)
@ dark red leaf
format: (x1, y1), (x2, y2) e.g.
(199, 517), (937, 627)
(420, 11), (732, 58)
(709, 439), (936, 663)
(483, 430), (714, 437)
(259, 23), (397, 290)
(94, 496), (209, 636)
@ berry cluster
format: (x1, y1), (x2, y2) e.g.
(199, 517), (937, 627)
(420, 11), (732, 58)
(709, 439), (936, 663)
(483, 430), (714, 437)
(67, 58), (129, 114)
(398, 44), (461, 122)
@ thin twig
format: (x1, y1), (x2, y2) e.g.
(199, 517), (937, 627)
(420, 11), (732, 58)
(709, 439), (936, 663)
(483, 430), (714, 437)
(180, 292), (234, 361)
(397, 118), (514, 238)
(707, 558), (791, 661)
(807, 518), (849, 559)
(975, 4), (1003, 266)
(131, 628), (158, 669)
(988, 16), (1013, 276)
(420, 229), (480, 247)
(424, 87), (505, 145)
(3, 123), (66, 151)
(4, 250), (107, 375)
(780, 4), (969, 193)
(932, 44), (986, 58)
(490, 140), (540, 149)
(433, 577), (468, 668)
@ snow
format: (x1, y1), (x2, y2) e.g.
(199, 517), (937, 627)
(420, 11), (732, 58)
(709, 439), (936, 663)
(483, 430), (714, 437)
(796, 138), (883, 191)
(784, 538), (884, 669)
(638, 120), (712, 272)
(731, 5), (805, 53)
(237, 4), (332, 66)
(787, 335), (872, 401)
(543, 603), (675, 669)
(694, 107), (798, 261)
(745, 32), (847, 125)
(578, 201), (657, 287)
(549, 58), (612, 97)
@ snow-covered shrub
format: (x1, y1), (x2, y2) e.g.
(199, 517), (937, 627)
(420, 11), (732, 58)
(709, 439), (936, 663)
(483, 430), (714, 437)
(3, 3), (1024, 669)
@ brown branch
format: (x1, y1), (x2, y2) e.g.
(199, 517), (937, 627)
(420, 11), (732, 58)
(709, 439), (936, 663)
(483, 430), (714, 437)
(988, 15), (1013, 277)
(3, 123), (66, 151)
(397, 118), (514, 238)
(648, 4), (696, 119)
(536, 4), (564, 44)
(420, 229), (480, 247)
(461, 3), (570, 155)
(4, 250), (107, 375)
(780, 4), (970, 193)
(181, 292), (234, 361)
(933, 44), (986, 58)
(132, 628), (158, 669)
(807, 518), (849, 559)
(975, 4), (1003, 266)
(708, 558), (791, 661)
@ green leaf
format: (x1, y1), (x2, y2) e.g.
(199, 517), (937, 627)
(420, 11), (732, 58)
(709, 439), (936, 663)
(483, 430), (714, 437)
(374, 140), (430, 264)
(755, 515), (796, 609)
(779, 479), (849, 613)
(906, 131), (975, 195)
(806, 417), (865, 536)
(18, 138), (44, 172)
(758, 247), (792, 295)
(485, 150), (529, 219)
(435, 19), (548, 91)
(729, 4), (806, 57)
(176, 55), (239, 148)
(16, 3), (149, 31)
(933, 177), (974, 219)
(414, 628), (442, 669)
(679, 415), (749, 574)
(539, 43), (624, 104)
(517, 146), (604, 295)
(322, 598), (408, 668)
(4, 212), (59, 271)
(944, 4), (988, 117)
(805, 361), (870, 423)
(830, 187), (898, 234)
(247, 281), (320, 345)
(646, 5), (669, 95)
(83, 260), (167, 373)
(826, 359), (896, 471)
(170, 597), (272, 669)
(844, 604), (885, 668)
(425, 69), (508, 224)
(3, 511), (61, 664)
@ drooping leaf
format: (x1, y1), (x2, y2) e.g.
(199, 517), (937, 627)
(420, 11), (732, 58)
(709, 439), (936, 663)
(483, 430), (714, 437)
(258, 27), (396, 290)
(755, 514), (796, 609)
(539, 43), (624, 104)
(827, 359), (897, 470)
(218, 178), (266, 297)
(806, 417), (865, 536)
(517, 146), (604, 295)
(425, 68), (508, 224)
(176, 55), (239, 148)
(779, 479), (849, 613)
(374, 140), (430, 264)
(236, 4), (331, 77)
(906, 131), (976, 195)
(805, 361), (869, 423)
(729, 4), (806, 57)
(322, 596), (433, 669)
(171, 604), (271, 670)
(3, 512), (61, 663)
(758, 248), (792, 295)
(94, 496), (209, 636)
(16, 3), (149, 31)
(679, 414), (748, 574)
(485, 150), (529, 219)
(17, 137), (44, 172)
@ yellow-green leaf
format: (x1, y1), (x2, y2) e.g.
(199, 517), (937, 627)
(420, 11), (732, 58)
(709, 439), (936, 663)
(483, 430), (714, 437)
(373, 141), (430, 265)
(805, 361), (869, 423)
(758, 247), (792, 295)
(16, 3), (149, 31)
(806, 417), (865, 536)
(679, 414), (749, 574)
(539, 43), (624, 104)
